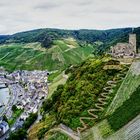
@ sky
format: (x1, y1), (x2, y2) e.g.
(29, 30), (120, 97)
(0, 0), (140, 34)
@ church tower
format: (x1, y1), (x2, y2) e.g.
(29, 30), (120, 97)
(129, 33), (137, 53)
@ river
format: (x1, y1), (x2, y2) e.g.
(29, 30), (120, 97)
(0, 86), (10, 114)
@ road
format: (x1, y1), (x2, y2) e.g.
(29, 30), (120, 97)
(3, 84), (22, 118)
(49, 124), (80, 140)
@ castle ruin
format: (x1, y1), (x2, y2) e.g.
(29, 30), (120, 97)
(111, 34), (137, 58)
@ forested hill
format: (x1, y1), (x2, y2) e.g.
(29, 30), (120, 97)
(0, 35), (10, 43)
(1, 27), (140, 48)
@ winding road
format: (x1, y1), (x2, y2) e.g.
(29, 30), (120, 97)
(77, 70), (127, 134)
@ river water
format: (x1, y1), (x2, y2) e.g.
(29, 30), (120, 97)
(0, 87), (10, 114)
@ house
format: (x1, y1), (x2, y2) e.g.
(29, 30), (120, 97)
(17, 105), (24, 110)
(0, 121), (9, 137)
(20, 113), (29, 121)
(22, 100), (27, 106)
(33, 106), (38, 113)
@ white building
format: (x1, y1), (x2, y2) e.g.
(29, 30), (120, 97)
(0, 121), (9, 137)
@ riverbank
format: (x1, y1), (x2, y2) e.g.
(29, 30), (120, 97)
(0, 87), (10, 114)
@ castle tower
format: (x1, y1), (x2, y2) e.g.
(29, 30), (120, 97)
(129, 34), (137, 53)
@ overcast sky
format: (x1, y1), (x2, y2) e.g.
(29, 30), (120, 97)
(0, 0), (140, 34)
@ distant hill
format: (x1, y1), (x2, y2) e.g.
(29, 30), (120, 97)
(0, 27), (137, 49)
(0, 27), (140, 72)
(0, 35), (9, 43)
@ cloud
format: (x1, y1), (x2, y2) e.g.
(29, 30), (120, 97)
(92, 6), (139, 14)
(0, 0), (140, 34)
(34, 2), (60, 10)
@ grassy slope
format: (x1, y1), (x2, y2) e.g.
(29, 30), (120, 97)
(81, 85), (140, 140)
(107, 85), (140, 131)
(99, 84), (140, 140)
(81, 61), (140, 140)
(48, 72), (67, 98)
(46, 131), (72, 140)
(106, 61), (140, 115)
(0, 38), (95, 72)
(106, 114), (140, 140)
(28, 114), (56, 140)
(50, 58), (128, 130)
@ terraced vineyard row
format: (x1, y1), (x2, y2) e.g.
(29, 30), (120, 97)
(0, 39), (95, 71)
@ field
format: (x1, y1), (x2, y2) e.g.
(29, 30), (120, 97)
(48, 71), (68, 98)
(0, 38), (95, 72)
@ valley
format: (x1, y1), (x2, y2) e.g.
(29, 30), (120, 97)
(0, 0), (140, 138)
(0, 28), (140, 140)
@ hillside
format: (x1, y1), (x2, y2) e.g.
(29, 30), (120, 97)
(28, 58), (129, 140)
(106, 61), (140, 115)
(0, 38), (95, 72)
(1, 27), (140, 72)
(0, 27), (140, 58)
(81, 61), (140, 140)
(1, 27), (140, 140)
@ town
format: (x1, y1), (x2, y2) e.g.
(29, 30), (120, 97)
(0, 67), (49, 139)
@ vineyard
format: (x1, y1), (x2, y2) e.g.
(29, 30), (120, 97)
(81, 61), (140, 140)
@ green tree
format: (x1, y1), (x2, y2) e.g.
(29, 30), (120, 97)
(8, 129), (27, 140)
(42, 99), (53, 112)
(3, 115), (8, 122)
(12, 105), (17, 112)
